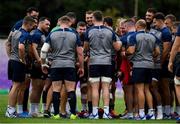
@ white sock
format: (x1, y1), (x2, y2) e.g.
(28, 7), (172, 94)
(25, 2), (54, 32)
(164, 105), (171, 115)
(157, 105), (162, 113)
(128, 112), (133, 117)
(148, 108), (154, 115)
(50, 104), (54, 113)
(66, 103), (71, 114)
(7, 106), (16, 114)
(175, 106), (180, 115)
(35, 103), (39, 113)
(17, 105), (23, 114)
(104, 106), (109, 114)
(139, 109), (145, 117)
(162, 106), (165, 113)
(30, 103), (36, 114)
(92, 106), (98, 115)
(170, 106), (174, 114)
(82, 103), (87, 111)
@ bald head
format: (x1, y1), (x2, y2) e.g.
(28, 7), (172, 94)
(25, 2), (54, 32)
(135, 19), (147, 31)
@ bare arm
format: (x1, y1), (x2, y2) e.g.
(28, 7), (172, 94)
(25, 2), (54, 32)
(153, 46), (160, 59)
(32, 43), (41, 63)
(126, 46), (135, 55)
(18, 43), (26, 63)
(161, 42), (171, 64)
(83, 41), (89, 51)
(76, 46), (84, 77)
(168, 36), (180, 72)
(169, 36), (180, 63)
(5, 31), (13, 58)
(113, 41), (122, 51)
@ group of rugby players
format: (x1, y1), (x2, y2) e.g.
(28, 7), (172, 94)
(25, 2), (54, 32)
(4, 7), (180, 122)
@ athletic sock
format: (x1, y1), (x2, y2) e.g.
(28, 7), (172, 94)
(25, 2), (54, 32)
(23, 88), (29, 112)
(67, 91), (76, 115)
(52, 91), (60, 115)
(88, 101), (92, 114)
(42, 90), (47, 112)
(170, 106), (174, 114)
(7, 106), (16, 114)
(36, 103), (40, 113)
(175, 106), (180, 115)
(157, 105), (163, 114)
(139, 109), (145, 117)
(104, 106), (109, 114)
(164, 105), (171, 115)
(148, 108), (154, 115)
(81, 94), (87, 111)
(42, 90), (48, 105)
(17, 105), (23, 114)
(30, 103), (36, 114)
(109, 98), (114, 112)
(92, 106), (98, 115)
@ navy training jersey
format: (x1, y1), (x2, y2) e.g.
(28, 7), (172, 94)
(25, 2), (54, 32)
(11, 19), (23, 32)
(149, 27), (172, 68)
(31, 29), (46, 55)
(45, 28), (81, 68)
(176, 25), (180, 36)
(84, 25), (118, 65)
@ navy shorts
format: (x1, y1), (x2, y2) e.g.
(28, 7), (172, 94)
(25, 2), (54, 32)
(50, 67), (76, 81)
(131, 68), (153, 84)
(152, 69), (161, 81)
(89, 65), (112, 78)
(174, 52), (180, 77)
(31, 61), (47, 80)
(8, 60), (26, 82)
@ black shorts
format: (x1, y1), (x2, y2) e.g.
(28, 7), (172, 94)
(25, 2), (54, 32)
(89, 65), (112, 78)
(152, 69), (161, 81)
(174, 52), (180, 77)
(31, 62), (47, 80)
(50, 67), (76, 81)
(131, 68), (152, 84)
(8, 60), (26, 82)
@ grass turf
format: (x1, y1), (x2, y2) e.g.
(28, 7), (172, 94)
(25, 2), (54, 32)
(0, 94), (176, 123)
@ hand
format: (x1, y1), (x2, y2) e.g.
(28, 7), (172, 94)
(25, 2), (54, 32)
(168, 62), (173, 73)
(121, 51), (126, 57)
(41, 64), (49, 74)
(37, 58), (41, 64)
(78, 68), (84, 77)
(19, 59), (26, 65)
(76, 62), (80, 68)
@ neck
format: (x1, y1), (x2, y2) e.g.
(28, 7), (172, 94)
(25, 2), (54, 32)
(159, 23), (166, 29)
(128, 28), (136, 32)
(137, 28), (145, 32)
(94, 21), (103, 26)
(38, 27), (43, 32)
(60, 24), (69, 28)
(22, 25), (28, 31)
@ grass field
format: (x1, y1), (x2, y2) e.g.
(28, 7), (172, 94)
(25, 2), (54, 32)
(0, 94), (176, 123)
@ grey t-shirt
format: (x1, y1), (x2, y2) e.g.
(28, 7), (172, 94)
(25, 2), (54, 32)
(128, 30), (160, 69)
(9, 28), (30, 62)
(85, 25), (119, 65)
(45, 28), (81, 68)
